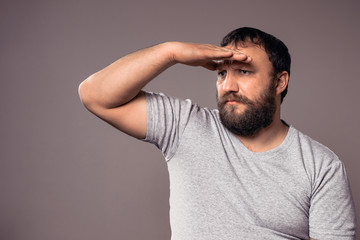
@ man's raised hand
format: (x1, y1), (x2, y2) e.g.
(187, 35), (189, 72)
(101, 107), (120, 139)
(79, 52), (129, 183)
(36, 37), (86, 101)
(169, 42), (251, 70)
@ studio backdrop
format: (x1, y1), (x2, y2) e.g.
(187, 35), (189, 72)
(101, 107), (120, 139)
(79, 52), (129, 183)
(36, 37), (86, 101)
(1, 0), (359, 239)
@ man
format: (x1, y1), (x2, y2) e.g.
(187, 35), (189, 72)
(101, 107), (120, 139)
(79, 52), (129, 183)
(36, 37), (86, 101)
(78, 27), (356, 239)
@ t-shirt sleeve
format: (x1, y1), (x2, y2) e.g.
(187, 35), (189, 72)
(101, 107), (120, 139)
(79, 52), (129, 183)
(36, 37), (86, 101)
(309, 160), (357, 240)
(142, 92), (194, 161)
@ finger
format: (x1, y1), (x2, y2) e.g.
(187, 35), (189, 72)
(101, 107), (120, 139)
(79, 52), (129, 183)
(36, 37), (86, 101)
(210, 47), (251, 62)
(207, 49), (234, 59)
(228, 52), (252, 63)
(214, 46), (252, 63)
(212, 53), (251, 63)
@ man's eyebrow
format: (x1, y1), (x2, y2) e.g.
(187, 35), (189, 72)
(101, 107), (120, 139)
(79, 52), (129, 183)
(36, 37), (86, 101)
(215, 60), (237, 69)
(215, 61), (224, 70)
(216, 60), (253, 70)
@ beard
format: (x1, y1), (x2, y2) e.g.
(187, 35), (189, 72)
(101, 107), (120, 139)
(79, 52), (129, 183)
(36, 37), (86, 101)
(217, 83), (277, 137)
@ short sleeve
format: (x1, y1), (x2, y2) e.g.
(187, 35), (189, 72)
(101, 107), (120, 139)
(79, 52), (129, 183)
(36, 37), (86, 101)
(309, 161), (357, 240)
(142, 92), (194, 161)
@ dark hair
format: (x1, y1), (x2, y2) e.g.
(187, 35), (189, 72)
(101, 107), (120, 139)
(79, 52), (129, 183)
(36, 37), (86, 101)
(221, 27), (291, 103)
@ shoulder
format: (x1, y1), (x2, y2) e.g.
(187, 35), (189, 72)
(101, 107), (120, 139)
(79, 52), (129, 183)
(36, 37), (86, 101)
(292, 126), (341, 165)
(144, 91), (194, 111)
(144, 91), (218, 120)
(290, 126), (346, 187)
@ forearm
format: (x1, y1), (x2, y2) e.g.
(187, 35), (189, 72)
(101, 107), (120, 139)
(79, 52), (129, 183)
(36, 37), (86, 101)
(79, 42), (175, 109)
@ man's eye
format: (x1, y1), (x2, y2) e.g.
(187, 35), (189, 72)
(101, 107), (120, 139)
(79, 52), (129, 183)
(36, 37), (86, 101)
(240, 69), (249, 74)
(218, 70), (227, 78)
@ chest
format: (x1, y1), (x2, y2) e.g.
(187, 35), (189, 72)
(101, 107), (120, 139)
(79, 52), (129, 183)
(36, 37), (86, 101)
(168, 134), (311, 238)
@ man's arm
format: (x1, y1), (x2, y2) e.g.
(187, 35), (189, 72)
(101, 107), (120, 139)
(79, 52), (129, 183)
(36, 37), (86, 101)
(78, 42), (250, 139)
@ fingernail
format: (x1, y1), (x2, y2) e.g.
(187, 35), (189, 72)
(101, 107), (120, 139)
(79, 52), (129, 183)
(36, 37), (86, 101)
(213, 60), (223, 64)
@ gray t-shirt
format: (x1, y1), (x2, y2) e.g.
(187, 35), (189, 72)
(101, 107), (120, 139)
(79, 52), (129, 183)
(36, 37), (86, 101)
(143, 92), (356, 240)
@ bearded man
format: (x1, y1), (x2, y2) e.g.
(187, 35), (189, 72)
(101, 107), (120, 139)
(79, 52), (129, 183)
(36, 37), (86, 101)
(79, 27), (356, 240)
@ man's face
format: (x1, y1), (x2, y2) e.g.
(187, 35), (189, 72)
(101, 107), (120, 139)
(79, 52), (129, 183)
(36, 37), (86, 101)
(216, 42), (277, 137)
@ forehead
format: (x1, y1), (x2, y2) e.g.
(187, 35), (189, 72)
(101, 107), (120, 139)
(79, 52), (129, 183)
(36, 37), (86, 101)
(224, 41), (272, 70)
(226, 41), (265, 54)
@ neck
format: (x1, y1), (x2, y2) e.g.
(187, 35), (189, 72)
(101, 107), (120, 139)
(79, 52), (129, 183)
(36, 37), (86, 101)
(237, 117), (289, 153)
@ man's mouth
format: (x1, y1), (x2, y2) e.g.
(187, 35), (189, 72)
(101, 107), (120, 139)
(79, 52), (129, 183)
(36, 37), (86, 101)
(226, 99), (239, 105)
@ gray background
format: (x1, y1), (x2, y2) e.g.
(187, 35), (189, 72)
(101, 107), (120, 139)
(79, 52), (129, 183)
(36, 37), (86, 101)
(1, 0), (359, 239)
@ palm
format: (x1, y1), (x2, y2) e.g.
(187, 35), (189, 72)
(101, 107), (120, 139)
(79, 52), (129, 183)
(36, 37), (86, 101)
(172, 42), (250, 70)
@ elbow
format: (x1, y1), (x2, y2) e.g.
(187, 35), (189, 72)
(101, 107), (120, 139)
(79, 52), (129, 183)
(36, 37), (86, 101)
(78, 76), (95, 110)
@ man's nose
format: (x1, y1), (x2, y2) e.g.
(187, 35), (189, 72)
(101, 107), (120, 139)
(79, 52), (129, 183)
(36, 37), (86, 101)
(222, 72), (239, 92)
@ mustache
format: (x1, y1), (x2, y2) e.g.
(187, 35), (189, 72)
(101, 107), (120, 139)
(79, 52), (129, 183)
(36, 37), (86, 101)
(218, 92), (254, 106)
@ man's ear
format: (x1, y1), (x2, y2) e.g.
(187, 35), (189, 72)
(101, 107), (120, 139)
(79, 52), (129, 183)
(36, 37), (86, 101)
(275, 71), (289, 95)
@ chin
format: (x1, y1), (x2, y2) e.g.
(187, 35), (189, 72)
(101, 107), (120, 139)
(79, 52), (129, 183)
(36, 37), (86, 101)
(224, 103), (247, 114)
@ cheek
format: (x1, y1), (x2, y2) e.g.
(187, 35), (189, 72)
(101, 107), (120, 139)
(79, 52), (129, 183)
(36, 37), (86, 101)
(216, 82), (223, 95)
(239, 80), (256, 95)
(245, 74), (271, 95)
